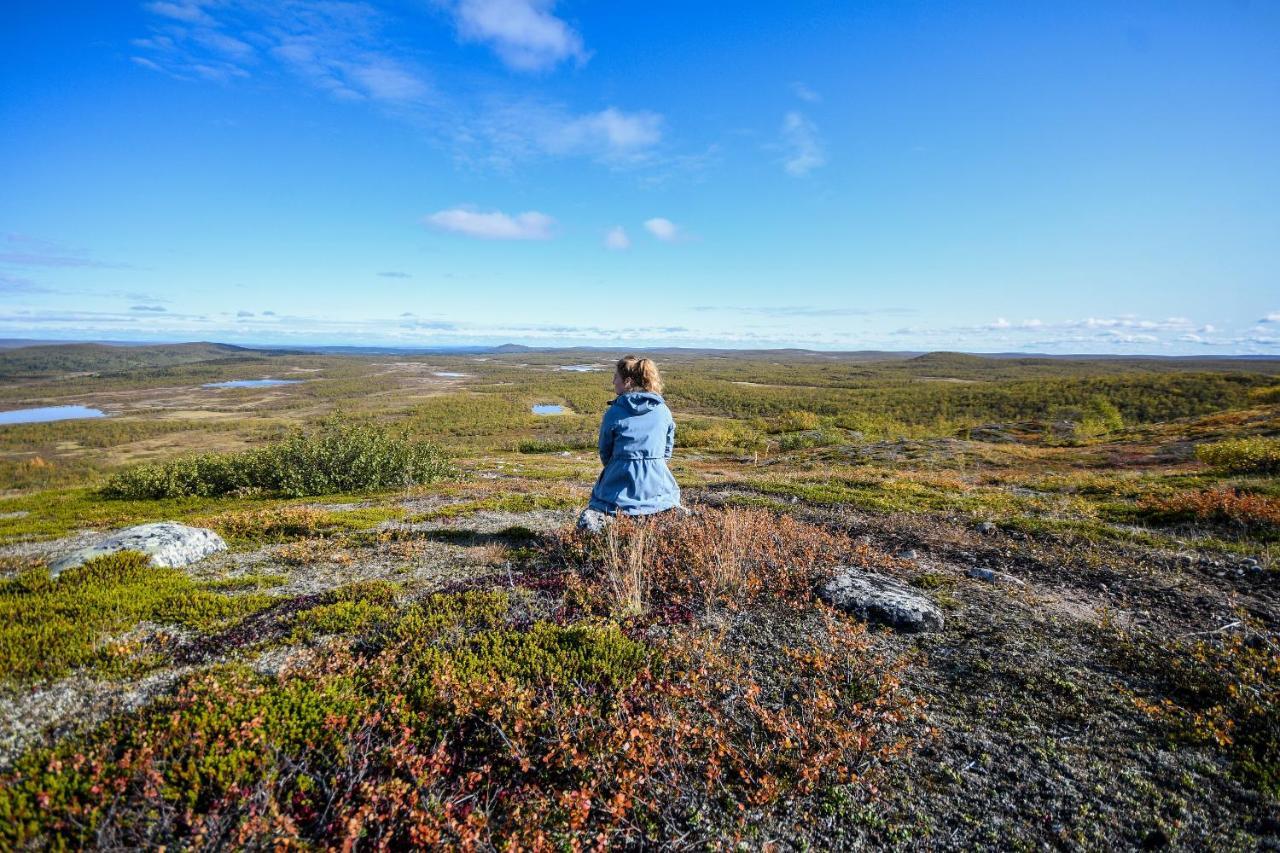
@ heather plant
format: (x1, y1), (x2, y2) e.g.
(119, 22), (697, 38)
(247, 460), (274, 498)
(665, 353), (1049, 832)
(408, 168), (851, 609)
(102, 416), (455, 499)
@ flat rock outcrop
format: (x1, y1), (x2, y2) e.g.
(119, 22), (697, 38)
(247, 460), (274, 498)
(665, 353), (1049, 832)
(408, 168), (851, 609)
(49, 521), (226, 577)
(817, 568), (944, 633)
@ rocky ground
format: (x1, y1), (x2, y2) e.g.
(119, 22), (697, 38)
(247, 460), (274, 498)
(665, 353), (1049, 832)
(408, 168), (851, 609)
(2, 476), (1276, 848)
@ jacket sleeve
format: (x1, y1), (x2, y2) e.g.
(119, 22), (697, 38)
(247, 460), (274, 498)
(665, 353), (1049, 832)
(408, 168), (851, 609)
(598, 410), (615, 465)
(665, 415), (675, 459)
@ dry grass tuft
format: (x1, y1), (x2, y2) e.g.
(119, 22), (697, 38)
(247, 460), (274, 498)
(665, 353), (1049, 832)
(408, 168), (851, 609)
(547, 506), (894, 616)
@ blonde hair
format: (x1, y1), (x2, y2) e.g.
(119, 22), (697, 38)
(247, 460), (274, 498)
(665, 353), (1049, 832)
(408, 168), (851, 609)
(616, 354), (663, 394)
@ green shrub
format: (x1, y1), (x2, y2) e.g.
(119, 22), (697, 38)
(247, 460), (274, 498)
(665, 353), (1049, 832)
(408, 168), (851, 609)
(102, 416), (456, 499)
(1196, 437), (1280, 474)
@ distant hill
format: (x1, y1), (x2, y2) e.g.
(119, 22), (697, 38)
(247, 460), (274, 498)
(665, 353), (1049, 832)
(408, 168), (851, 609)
(0, 342), (276, 380)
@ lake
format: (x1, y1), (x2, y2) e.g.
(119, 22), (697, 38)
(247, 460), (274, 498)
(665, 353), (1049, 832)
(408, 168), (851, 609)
(433, 372), (467, 378)
(0, 405), (106, 425)
(558, 364), (600, 372)
(532, 404), (565, 415)
(203, 379), (303, 388)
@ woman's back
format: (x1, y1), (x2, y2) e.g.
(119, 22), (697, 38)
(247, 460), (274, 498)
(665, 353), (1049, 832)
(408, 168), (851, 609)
(599, 391), (673, 461)
(588, 358), (681, 516)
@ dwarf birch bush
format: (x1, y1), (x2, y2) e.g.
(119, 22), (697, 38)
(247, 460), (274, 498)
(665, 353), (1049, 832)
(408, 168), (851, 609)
(102, 416), (455, 499)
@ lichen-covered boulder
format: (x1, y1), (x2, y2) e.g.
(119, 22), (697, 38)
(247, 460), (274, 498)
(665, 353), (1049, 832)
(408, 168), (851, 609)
(49, 522), (226, 578)
(817, 568), (944, 633)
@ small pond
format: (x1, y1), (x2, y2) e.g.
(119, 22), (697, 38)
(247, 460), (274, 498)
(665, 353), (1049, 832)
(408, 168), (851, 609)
(558, 364), (600, 372)
(203, 378), (304, 388)
(433, 372), (467, 378)
(0, 405), (106, 425)
(532, 404), (565, 415)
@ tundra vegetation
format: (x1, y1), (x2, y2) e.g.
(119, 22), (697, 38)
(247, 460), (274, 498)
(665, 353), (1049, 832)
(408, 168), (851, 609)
(0, 342), (1277, 848)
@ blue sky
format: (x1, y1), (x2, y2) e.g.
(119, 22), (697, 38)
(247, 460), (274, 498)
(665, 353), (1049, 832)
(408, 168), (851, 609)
(1, 0), (1278, 353)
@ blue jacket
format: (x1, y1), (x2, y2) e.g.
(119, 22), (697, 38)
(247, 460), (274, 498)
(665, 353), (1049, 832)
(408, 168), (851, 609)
(588, 391), (681, 515)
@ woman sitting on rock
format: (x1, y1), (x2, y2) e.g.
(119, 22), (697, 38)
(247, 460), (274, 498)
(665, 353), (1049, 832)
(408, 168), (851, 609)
(583, 355), (682, 523)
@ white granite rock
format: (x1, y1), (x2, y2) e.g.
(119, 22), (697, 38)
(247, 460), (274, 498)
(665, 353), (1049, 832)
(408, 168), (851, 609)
(817, 568), (944, 633)
(49, 521), (226, 577)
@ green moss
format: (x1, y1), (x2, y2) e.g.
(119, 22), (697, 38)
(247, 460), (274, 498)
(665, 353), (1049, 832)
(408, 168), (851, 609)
(0, 551), (274, 683)
(422, 492), (578, 519)
(202, 572), (288, 591)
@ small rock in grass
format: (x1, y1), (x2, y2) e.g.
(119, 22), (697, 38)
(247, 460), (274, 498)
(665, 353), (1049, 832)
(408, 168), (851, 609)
(575, 508), (615, 534)
(976, 521), (998, 536)
(898, 549), (920, 561)
(817, 568), (944, 633)
(967, 567), (1025, 586)
(49, 521), (226, 577)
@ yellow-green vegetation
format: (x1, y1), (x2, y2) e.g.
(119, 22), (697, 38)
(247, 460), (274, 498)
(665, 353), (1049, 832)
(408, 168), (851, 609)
(0, 551), (274, 683)
(1197, 436), (1280, 474)
(102, 416), (455, 499)
(423, 491), (580, 519)
(201, 572), (287, 591)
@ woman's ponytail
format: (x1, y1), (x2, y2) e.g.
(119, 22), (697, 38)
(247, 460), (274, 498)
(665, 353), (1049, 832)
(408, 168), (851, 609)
(616, 355), (664, 394)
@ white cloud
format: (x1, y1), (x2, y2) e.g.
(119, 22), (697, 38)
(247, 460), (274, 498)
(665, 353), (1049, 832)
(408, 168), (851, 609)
(643, 217), (679, 242)
(543, 108), (662, 160)
(604, 226), (630, 250)
(424, 207), (555, 240)
(781, 111), (825, 176)
(1261, 312), (1280, 323)
(792, 82), (821, 103)
(445, 0), (587, 72)
(138, 2), (432, 104)
(347, 60), (430, 101)
(145, 1), (214, 25)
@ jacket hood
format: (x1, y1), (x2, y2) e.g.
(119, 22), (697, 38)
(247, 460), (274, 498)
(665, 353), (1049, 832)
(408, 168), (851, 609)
(613, 391), (665, 415)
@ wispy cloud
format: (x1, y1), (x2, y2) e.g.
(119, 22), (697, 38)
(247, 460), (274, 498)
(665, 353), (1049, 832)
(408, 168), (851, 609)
(144, 1), (215, 26)
(695, 305), (915, 318)
(130, 305), (167, 313)
(377, 271), (412, 278)
(604, 226), (630, 250)
(792, 82), (821, 103)
(1261, 312), (1280, 323)
(133, 2), (668, 170)
(137, 1), (432, 103)
(467, 99), (665, 167)
(781, 111), (825, 176)
(0, 234), (131, 269)
(541, 107), (662, 161)
(441, 0), (587, 72)
(424, 207), (555, 240)
(0, 273), (47, 294)
(643, 217), (680, 242)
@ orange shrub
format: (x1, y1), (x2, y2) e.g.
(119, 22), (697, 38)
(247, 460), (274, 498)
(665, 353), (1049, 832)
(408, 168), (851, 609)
(1138, 488), (1280, 529)
(546, 506), (898, 615)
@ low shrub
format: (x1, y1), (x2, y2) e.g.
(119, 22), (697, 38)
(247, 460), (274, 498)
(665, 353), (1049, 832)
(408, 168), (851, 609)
(546, 506), (891, 615)
(0, 590), (914, 848)
(1138, 488), (1280, 530)
(0, 551), (273, 683)
(1120, 621), (1280, 796)
(514, 438), (595, 453)
(1196, 437), (1280, 474)
(102, 416), (456, 499)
